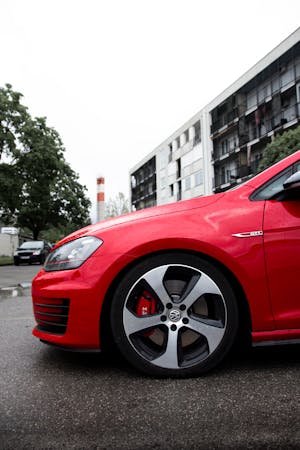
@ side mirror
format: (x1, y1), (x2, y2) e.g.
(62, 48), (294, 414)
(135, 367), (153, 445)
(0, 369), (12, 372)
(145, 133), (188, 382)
(283, 171), (300, 190)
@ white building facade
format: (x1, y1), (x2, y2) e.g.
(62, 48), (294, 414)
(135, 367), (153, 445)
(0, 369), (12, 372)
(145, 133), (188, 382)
(130, 28), (300, 211)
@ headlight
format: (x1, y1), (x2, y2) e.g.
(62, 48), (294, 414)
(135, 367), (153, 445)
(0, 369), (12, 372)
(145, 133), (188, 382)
(33, 250), (41, 255)
(44, 236), (103, 272)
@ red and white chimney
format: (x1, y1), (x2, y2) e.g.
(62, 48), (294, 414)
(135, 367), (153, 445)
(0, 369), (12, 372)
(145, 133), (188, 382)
(96, 176), (105, 222)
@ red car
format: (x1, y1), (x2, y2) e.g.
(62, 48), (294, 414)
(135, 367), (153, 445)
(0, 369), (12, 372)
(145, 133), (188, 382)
(32, 151), (300, 377)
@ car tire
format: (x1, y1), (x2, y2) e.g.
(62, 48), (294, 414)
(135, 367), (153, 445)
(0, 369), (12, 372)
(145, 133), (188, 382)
(110, 253), (239, 377)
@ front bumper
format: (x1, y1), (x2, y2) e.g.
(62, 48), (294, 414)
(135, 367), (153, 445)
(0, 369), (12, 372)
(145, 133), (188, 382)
(14, 255), (43, 264)
(32, 259), (105, 350)
(31, 250), (134, 351)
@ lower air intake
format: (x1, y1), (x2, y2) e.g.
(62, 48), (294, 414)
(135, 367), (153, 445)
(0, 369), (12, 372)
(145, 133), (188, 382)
(33, 297), (70, 334)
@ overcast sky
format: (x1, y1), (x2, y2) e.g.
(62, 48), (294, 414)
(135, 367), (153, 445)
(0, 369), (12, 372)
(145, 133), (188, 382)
(1, 0), (299, 222)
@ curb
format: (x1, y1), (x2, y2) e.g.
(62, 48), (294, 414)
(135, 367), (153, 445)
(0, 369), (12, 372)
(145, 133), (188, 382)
(0, 282), (32, 298)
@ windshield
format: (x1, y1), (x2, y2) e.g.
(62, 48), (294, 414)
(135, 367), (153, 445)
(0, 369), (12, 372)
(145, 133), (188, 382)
(20, 241), (44, 250)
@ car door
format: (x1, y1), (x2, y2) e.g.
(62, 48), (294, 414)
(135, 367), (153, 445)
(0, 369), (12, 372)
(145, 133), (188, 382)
(260, 163), (300, 329)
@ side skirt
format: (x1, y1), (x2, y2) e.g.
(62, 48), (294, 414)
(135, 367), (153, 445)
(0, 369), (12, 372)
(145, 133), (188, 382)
(252, 329), (300, 347)
(253, 339), (300, 347)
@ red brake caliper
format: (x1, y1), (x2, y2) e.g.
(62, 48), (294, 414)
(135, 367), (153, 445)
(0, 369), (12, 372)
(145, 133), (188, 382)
(136, 291), (157, 336)
(136, 290), (157, 316)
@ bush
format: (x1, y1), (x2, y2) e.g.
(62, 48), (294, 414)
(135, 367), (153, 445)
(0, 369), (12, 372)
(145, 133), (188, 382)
(259, 125), (300, 171)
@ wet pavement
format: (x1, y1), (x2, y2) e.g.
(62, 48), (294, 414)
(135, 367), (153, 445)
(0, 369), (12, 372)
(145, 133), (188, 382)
(1, 265), (300, 449)
(0, 264), (41, 289)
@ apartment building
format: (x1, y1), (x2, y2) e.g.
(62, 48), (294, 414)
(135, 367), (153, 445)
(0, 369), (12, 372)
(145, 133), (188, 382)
(130, 28), (300, 210)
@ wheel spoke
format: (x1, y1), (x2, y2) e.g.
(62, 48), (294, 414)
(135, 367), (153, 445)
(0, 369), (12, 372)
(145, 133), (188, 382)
(123, 308), (161, 335)
(142, 266), (171, 305)
(152, 329), (179, 369)
(182, 273), (221, 309)
(122, 262), (230, 372)
(187, 317), (225, 354)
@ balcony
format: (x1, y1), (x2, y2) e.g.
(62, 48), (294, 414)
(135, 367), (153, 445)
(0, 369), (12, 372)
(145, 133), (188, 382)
(214, 165), (250, 190)
(212, 145), (238, 163)
(211, 108), (239, 135)
(239, 102), (300, 146)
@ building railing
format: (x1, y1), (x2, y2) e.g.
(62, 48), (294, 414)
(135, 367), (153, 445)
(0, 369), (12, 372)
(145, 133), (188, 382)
(214, 165), (250, 188)
(211, 76), (299, 136)
(247, 102), (300, 143)
(246, 75), (297, 111)
(211, 108), (239, 134)
(212, 145), (238, 162)
(133, 171), (156, 187)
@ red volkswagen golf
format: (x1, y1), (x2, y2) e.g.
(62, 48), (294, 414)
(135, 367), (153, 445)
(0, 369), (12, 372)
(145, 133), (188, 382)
(32, 151), (300, 376)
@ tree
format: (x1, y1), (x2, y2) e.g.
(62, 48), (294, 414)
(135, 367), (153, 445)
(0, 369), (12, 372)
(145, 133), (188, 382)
(0, 84), (29, 160)
(105, 192), (130, 218)
(259, 125), (300, 172)
(0, 85), (91, 239)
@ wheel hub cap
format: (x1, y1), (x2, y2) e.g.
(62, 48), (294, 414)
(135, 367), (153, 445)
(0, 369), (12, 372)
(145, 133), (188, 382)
(168, 308), (181, 322)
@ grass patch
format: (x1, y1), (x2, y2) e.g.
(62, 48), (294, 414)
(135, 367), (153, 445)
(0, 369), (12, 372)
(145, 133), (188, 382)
(0, 256), (13, 266)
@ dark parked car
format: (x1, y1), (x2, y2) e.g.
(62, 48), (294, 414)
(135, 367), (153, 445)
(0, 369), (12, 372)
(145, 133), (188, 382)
(14, 241), (51, 265)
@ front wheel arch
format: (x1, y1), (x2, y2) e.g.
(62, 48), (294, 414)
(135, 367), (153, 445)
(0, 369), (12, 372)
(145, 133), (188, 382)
(100, 250), (251, 373)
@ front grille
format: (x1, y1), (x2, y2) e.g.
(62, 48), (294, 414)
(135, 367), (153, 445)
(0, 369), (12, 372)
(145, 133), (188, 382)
(33, 297), (70, 334)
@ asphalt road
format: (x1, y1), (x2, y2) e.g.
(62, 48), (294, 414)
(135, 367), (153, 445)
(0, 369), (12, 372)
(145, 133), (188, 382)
(0, 265), (300, 449)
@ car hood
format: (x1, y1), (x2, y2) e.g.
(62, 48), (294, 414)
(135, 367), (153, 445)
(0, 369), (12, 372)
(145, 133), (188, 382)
(56, 193), (225, 248)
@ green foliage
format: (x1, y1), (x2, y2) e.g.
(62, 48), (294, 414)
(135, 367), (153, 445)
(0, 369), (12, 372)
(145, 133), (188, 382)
(0, 163), (23, 222)
(0, 84), (91, 239)
(40, 224), (84, 244)
(0, 256), (13, 266)
(0, 84), (29, 160)
(259, 125), (300, 171)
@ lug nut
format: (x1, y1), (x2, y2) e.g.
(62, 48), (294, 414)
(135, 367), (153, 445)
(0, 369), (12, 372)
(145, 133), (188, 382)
(170, 324), (177, 331)
(182, 318), (189, 324)
(161, 315), (167, 322)
(166, 303), (172, 309)
(179, 304), (186, 311)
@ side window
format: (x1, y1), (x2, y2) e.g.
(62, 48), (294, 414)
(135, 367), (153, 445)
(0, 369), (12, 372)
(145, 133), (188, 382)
(252, 162), (300, 200)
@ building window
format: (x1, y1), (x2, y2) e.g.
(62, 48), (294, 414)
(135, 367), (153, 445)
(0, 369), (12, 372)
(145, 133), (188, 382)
(176, 159), (181, 179)
(221, 140), (228, 155)
(280, 64), (294, 87)
(131, 176), (136, 188)
(168, 144), (173, 163)
(272, 76), (280, 94)
(246, 89), (257, 110)
(296, 83), (300, 103)
(169, 184), (174, 197)
(296, 60), (300, 78)
(184, 176), (191, 190)
(194, 121), (201, 143)
(258, 81), (271, 103)
(195, 171), (203, 186)
(177, 181), (182, 200)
